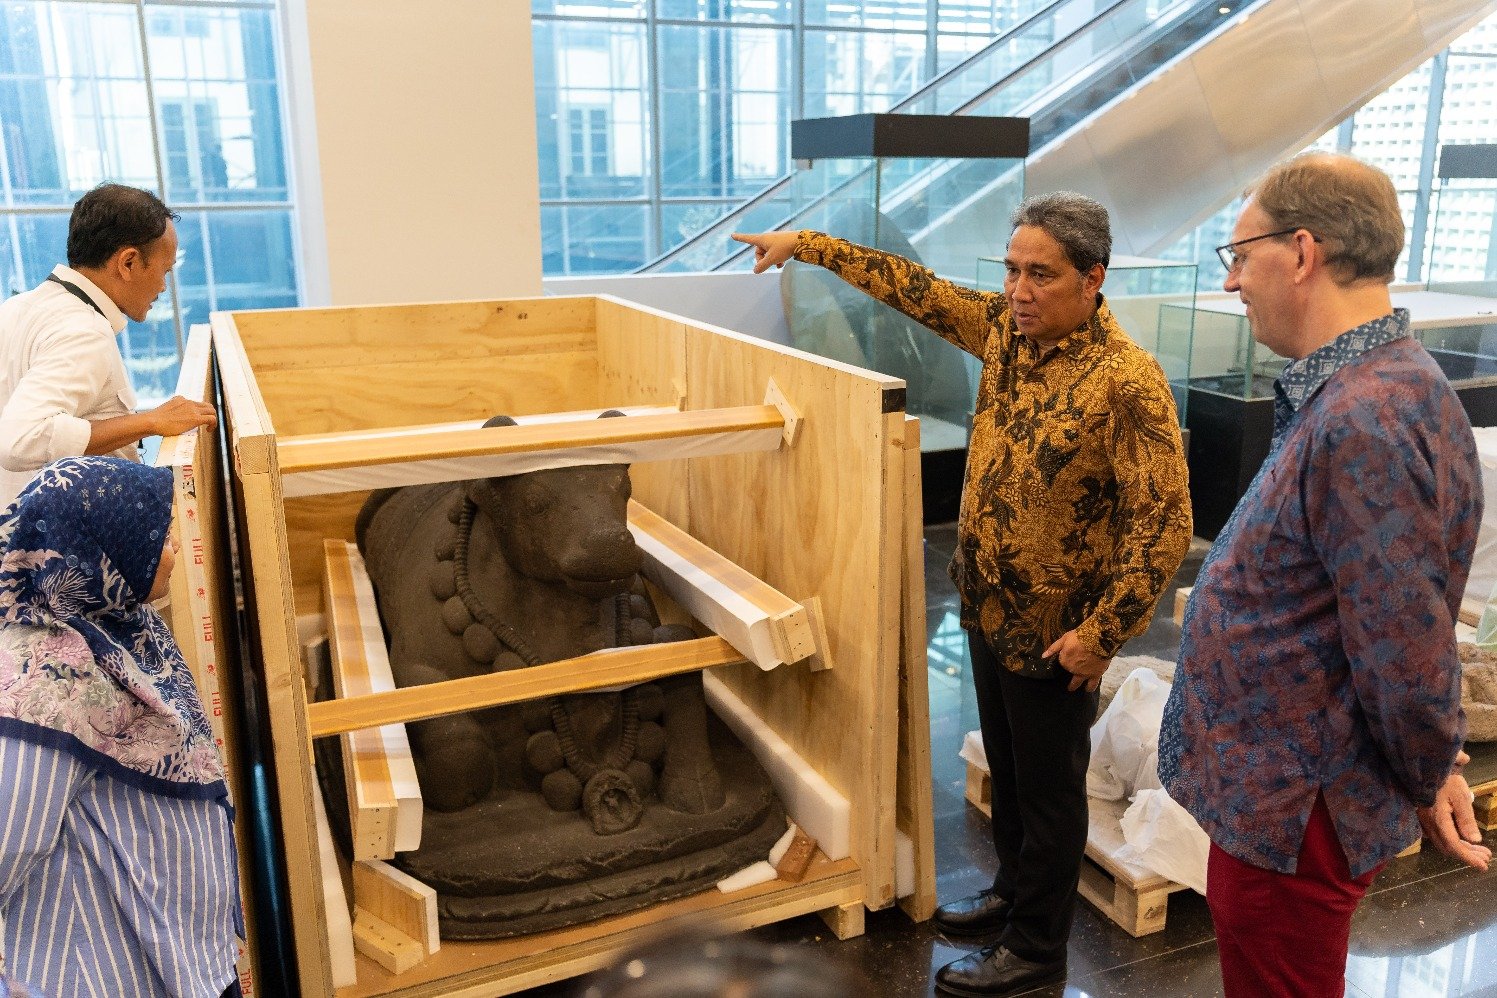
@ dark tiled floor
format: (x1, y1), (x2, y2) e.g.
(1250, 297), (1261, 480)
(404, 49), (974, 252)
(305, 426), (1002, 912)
(526, 525), (1497, 997)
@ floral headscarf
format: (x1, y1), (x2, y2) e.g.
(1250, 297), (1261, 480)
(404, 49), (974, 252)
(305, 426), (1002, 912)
(0, 457), (226, 800)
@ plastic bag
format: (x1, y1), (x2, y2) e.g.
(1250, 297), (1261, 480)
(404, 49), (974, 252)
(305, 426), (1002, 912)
(1117, 788), (1210, 895)
(959, 729), (988, 772)
(1086, 667), (1171, 800)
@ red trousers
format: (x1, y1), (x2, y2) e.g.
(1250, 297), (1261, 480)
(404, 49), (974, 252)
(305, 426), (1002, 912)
(1207, 794), (1381, 998)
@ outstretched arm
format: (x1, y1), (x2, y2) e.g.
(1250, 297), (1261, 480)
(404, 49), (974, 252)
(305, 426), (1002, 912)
(732, 230), (1001, 359)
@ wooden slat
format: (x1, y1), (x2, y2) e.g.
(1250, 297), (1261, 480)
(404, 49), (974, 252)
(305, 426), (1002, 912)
(308, 637), (745, 739)
(353, 860), (439, 957)
(895, 417), (937, 922)
(277, 405), (786, 498)
(255, 352), (602, 438)
(865, 408), (907, 911)
(353, 912), (423, 976)
(286, 405), (678, 449)
(323, 540), (422, 859)
(817, 901), (865, 940)
(628, 499), (817, 671)
(279, 404), (784, 475)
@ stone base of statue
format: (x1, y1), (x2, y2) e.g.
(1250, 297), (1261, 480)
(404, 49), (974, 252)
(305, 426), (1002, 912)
(314, 682), (786, 939)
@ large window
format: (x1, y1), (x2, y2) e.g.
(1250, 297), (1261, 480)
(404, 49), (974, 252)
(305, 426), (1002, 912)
(533, 0), (1038, 275)
(0, 0), (298, 403)
(1165, 11), (1497, 290)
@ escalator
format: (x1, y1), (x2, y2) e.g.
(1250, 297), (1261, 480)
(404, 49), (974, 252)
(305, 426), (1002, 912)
(642, 0), (1495, 275)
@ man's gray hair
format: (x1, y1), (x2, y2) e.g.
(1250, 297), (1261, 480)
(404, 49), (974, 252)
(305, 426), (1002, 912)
(1010, 191), (1112, 273)
(1247, 153), (1403, 285)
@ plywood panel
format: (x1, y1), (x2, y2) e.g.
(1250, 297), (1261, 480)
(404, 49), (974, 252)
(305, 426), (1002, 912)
(593, 297), (689, 526)
(895, 417), (937, 922)
(287, 492), (369, 616)
(677, 318), (905, 911)
(215, 314), (336, 997)
(230, 297), (596, 372)
(253, 352), (602, 436)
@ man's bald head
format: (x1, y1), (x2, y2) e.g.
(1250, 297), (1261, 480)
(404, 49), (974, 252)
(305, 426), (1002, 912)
(1245, 153), (1404, 286)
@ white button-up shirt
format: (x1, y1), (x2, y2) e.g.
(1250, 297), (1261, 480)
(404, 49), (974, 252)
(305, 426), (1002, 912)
(0, 265), (139, 508)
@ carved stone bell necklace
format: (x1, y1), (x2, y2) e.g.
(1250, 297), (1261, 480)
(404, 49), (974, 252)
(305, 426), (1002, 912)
(438, 493), (645, 833)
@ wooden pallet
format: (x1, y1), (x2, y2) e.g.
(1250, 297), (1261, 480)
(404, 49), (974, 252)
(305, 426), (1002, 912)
(965, 756), (1424, 939)
(1466, 741), (1497, 831)
(963, 761), (1188, 937)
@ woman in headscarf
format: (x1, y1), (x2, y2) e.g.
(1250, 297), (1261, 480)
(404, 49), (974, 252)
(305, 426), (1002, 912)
(0, 456), (241, 998)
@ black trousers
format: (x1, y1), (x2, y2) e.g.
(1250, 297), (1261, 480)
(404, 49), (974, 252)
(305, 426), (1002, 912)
(968, 630), (1099, 963)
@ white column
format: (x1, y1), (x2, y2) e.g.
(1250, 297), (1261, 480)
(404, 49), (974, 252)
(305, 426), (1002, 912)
(286, 0), (542, 306)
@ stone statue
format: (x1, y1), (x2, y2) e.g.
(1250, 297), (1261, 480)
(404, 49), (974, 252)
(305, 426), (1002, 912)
(322, 413), (787, 939)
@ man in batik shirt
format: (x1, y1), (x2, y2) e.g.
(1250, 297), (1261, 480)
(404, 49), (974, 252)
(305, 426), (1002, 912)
(736, 192), (1192, 997)
(1160, 153), (1492, 998)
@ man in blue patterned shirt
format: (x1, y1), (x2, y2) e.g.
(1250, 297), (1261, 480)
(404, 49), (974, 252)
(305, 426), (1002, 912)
(1159, 153), (1491, 998)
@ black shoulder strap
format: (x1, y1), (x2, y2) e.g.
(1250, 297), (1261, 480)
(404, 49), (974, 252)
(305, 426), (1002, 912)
(45, 274), (108, 320)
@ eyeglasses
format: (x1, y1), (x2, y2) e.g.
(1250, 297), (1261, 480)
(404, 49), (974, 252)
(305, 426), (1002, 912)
(1214, 228), (1321, 272)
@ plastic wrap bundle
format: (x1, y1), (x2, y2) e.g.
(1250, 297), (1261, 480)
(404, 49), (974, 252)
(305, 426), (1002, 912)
(1087, 667), (1210, 894)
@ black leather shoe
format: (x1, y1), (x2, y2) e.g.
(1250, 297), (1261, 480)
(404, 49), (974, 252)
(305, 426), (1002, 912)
(935, 945), (1066, 997)
(933, 890), (1013, 937)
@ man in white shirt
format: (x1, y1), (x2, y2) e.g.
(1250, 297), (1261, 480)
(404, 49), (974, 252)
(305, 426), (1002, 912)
(0, 184), (216, 507)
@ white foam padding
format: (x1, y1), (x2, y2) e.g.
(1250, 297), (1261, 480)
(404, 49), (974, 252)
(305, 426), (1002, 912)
(896, 831), (915, 899)
(767, 822), (798, 868)
(716, 861), (778, 894)
(312, 772), (358, 989)
(703, 672), (850, 860)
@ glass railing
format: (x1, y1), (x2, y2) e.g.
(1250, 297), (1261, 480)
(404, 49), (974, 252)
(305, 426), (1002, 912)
(642, 0), (1130, 272)
(1426, 183), (1497, 297)
(643, 0), (1256, 275)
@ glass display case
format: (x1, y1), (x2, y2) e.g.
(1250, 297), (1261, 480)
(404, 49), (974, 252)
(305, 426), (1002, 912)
(1426, 143), (1497, 298)
(1179, 292), (1497, 538)
(1426, 181), (1497, 298)
(780, 114), (1028, 521)
(1104, 256), (1197, 421)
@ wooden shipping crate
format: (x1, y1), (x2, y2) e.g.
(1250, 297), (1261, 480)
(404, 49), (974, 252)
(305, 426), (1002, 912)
(182, 295), (934, 996)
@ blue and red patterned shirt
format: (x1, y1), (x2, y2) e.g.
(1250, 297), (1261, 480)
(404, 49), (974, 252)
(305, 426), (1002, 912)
(1159, 310), (1480, 877)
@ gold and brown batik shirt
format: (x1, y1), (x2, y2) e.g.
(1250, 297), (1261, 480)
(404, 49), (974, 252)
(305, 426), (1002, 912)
(795, 231), (1192, 677)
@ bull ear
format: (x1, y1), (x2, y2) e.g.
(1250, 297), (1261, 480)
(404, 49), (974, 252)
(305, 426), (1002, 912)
(598, 409), (627, 419)
(483, 415), (519, 429)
